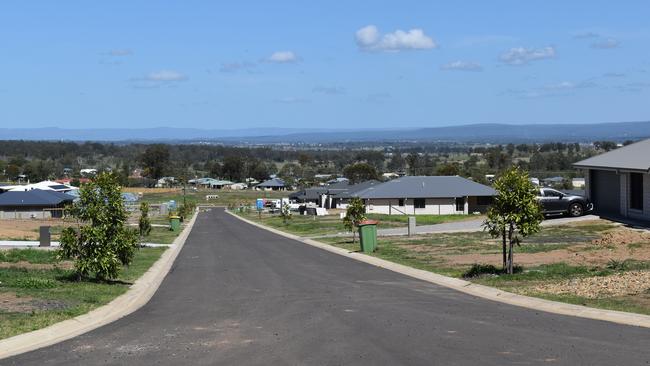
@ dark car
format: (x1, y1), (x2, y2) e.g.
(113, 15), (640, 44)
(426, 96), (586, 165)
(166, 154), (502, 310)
(537, 188), (593, 217)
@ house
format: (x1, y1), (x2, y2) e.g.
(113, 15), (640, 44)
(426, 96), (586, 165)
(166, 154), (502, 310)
(0, 189), (75, 219)
(289, 187), (328, 205)
(574, 139), (650, 222)
(1, 180), (78, 194)
(80, 168), (98, 177)
(229, 183), (248, 190)
(352, 176), (495, 215)
(188, 178), (234, 189)
(256, 178), (287, 191)
(328, 180), (382, 209)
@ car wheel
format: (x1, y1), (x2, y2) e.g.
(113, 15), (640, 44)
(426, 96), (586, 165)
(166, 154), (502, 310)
(569, 203), (584, 217)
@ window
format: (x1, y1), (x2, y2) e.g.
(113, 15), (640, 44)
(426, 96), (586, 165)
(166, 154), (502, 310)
(398, 198), (405, 207)
(630, 173), (644, 210)
(477, 196), (493, 206)
(455, 197), (465, 212)
(543, 189), (563, 198)
(414, 198), (426, 209)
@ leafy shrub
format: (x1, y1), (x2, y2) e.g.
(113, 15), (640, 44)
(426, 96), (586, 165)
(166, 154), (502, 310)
(13, 277), (57, 289)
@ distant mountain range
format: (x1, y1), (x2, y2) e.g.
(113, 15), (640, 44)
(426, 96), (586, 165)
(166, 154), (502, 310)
(2, 121), (650, 143)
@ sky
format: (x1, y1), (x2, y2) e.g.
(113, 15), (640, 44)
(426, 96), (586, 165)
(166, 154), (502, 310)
(1, 1), (649, 130)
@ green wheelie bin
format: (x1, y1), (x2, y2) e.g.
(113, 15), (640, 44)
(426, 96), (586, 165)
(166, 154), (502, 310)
(358, 220), (379, 253)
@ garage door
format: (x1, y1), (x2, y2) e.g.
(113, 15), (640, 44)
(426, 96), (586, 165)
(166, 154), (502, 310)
(590, 170), (620, 216)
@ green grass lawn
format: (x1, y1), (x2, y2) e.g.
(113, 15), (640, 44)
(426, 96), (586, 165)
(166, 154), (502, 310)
(238, 211), (352, 237)
(143, 226), (182, 244)
(0, 247), (166, 339)
(366, 213), (484, 225)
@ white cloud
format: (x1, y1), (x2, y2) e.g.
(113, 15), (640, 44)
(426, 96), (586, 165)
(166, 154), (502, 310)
(129, 70), (188, 89)
(543, 80), (596, 90)
(591, 38), (620, 49)
(440, 61), (483, 72)
(145, 70), (187, 82)
(355, 25), (437, 52)
(504, 79), (597, 98)
(274, 96), (310, 104)
(499, 46), (556, 65)
(313, 86), (346, 95)
(267, 51), (298, 63)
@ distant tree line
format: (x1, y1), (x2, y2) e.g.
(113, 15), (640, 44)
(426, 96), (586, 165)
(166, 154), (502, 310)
(0, 139), (625, 187)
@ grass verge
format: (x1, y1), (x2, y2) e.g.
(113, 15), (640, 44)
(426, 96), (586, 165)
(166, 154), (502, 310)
(0, 247), (166, 340)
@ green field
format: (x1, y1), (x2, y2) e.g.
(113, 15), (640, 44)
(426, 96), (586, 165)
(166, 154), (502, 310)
(0, 247), (166, 339)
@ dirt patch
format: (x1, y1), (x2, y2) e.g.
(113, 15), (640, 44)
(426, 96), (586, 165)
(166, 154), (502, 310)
(591, 228), (650, 247)
(532, 271), (650, 299)
(0, 261), (73, 270)
(0, 219), (77, 241)
(0, 292), (37, 313)
(445, 227), (650, 267)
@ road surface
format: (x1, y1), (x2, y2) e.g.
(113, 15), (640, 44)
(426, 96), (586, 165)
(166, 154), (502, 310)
(6, 209), (650, 365)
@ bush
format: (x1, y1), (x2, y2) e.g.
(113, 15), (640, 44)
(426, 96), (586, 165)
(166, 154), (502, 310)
(463, 263), (523, 278)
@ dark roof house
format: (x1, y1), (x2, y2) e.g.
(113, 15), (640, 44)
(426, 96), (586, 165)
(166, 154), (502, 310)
(0, 189), (75, 219)
(574, 139), (650, 222)
(353, 176), (495, 199)
(256, 178), (287, 190)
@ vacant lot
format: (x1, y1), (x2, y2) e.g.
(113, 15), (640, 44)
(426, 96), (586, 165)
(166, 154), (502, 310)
(0, 220), (78, 241)
(322, 220), (650, 315)
(0, 247), (166, 339)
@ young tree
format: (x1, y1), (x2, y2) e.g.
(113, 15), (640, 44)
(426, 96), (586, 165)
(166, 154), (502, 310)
(343, 197), (366, 243)
(280, 201), (292, 225)
(59, 173), (139, 280)
(139, 201), (152, 237)
(483, 167), (544, 274)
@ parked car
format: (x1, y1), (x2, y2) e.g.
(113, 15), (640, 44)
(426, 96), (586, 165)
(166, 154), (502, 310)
(537, 188), (593, 217)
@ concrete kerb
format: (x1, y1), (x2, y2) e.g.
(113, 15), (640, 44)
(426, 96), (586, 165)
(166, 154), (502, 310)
(226, 209), (650, 329)
(0, 209), (199, 360)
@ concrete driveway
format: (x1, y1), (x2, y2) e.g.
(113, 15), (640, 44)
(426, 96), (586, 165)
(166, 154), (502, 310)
(6, 209), (650, 365)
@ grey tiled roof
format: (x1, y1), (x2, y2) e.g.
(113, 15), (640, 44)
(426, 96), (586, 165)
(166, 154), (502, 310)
(353, 176), (495, 199)
(256, 178), (286, 187)
(0, 189), (75, 207)
(574, 139), (650, 172)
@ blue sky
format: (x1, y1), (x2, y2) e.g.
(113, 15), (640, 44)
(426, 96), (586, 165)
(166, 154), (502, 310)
(1, 1), (649, 130)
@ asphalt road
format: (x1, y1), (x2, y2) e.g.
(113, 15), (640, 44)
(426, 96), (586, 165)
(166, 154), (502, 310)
(6, 208), (650, 365)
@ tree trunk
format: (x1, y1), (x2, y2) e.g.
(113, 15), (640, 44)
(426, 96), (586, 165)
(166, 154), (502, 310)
(507, 223), (514, 274)
(352, 229), (356, 244)
(502, 228), (507, 271)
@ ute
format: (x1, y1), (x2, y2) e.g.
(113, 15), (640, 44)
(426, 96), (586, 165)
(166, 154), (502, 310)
(537, 188), (593, 217)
